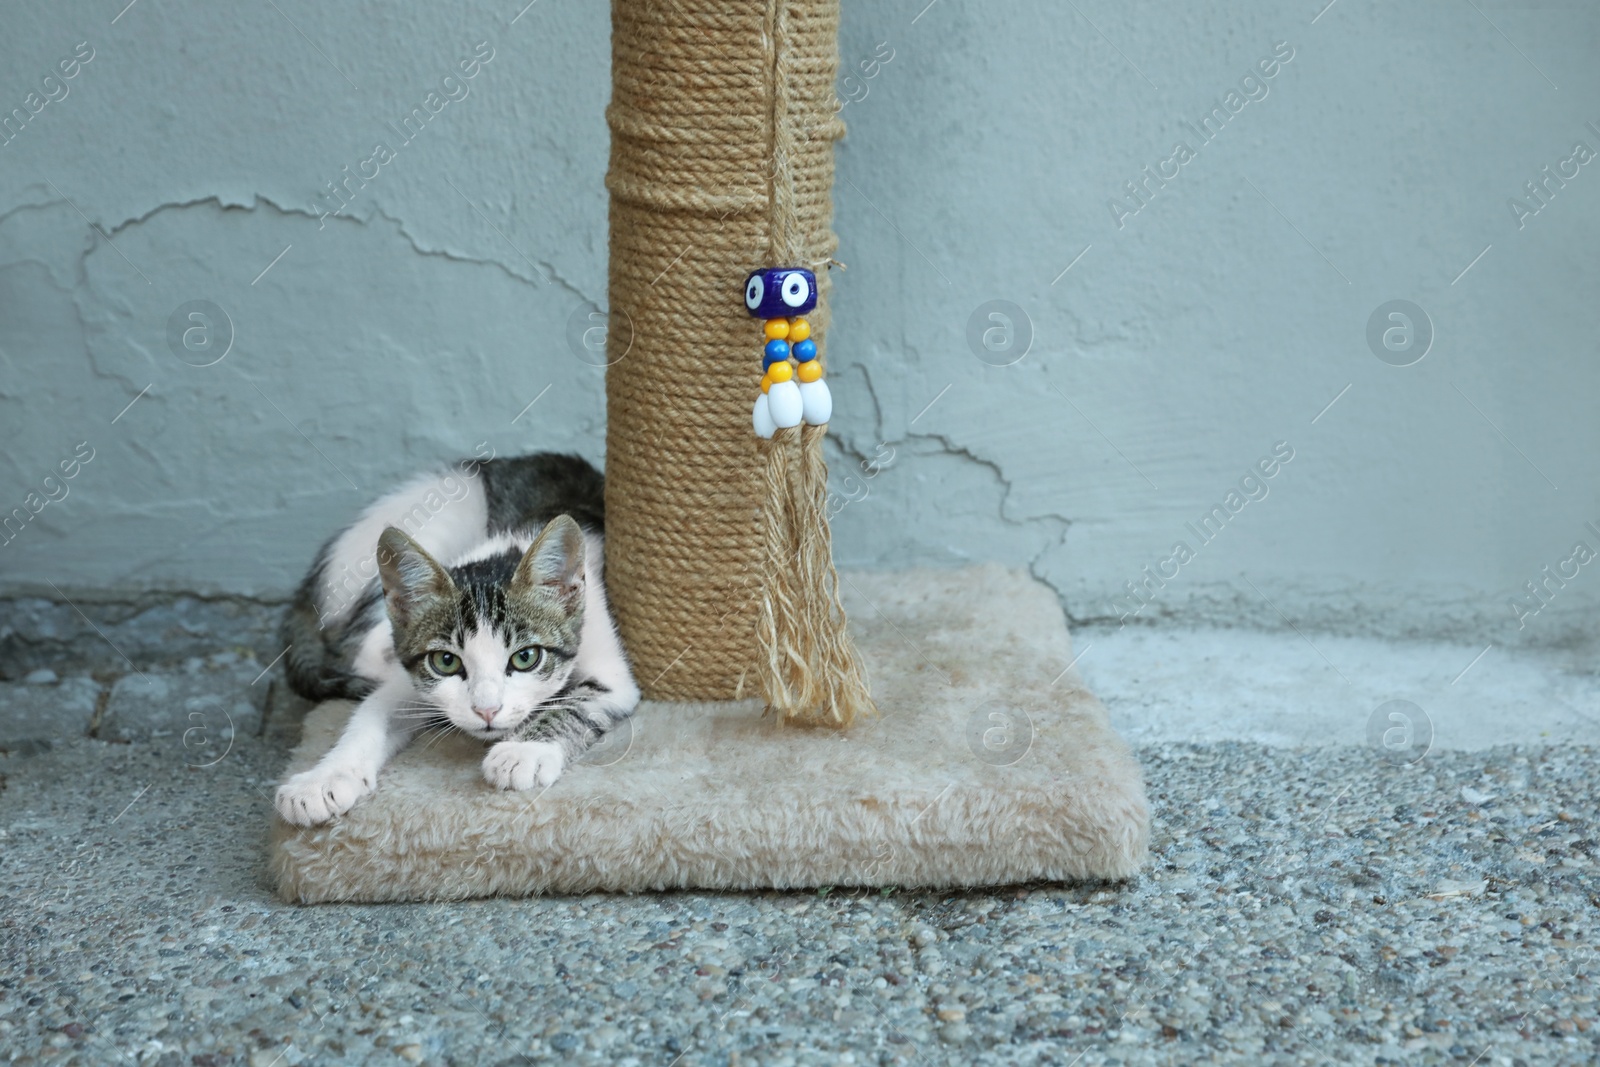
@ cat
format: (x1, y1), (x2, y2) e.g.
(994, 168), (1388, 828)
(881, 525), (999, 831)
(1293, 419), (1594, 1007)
(273, 451), (639, 827)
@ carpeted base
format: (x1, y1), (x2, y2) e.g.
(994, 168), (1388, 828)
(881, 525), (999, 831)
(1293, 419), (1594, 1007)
(269, 566), (1149, 903)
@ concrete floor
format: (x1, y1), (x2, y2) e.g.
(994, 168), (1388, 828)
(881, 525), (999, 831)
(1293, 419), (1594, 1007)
(1080, 623), (1600, 751)
(3, 624), (1598, 1065)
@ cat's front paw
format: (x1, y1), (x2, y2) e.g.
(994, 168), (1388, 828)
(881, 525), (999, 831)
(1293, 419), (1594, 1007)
(482, 740), (566, 791)
(274, 766), (374, 826)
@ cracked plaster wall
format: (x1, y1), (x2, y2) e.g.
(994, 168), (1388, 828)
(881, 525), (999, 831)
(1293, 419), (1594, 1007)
(2, 0), (1598, 651)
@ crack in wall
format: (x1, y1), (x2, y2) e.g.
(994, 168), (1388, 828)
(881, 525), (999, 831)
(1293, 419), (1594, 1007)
(3, 188), (602, 306)
(841, 362), (1075, 609)
(905, 430), (1072, 594)
(0, 191), (605, 435)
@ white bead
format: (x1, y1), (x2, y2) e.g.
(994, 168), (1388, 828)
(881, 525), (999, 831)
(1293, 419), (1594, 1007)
(799, 378), (832, 425)
(751, 392), (776, 438)
(767, 380), (803, 428)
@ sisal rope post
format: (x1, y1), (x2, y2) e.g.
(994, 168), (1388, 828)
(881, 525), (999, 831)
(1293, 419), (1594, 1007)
(605, 0), (873, 725)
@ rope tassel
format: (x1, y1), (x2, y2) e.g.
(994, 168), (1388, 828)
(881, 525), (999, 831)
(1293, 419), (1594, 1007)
(743, 0), (873, 727)
(747, 269), (874, 727)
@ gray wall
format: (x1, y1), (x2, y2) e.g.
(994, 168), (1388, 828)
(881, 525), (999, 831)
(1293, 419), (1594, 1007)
(3, 0), (1597, 650)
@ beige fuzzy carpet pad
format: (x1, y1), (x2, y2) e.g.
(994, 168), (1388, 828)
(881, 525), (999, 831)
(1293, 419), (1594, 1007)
(269, 566), (1149, 902)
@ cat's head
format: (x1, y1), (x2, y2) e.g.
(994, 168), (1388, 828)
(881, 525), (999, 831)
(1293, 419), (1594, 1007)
(376, 516), (587, 738)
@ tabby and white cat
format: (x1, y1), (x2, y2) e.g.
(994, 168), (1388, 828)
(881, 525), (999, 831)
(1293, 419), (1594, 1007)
(274, 452), (639, 826)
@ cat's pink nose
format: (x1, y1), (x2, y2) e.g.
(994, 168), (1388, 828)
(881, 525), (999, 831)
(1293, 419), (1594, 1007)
(473, 705), (500, 726)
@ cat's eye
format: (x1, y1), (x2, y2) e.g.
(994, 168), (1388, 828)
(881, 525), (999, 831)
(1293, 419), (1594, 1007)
(509, 647), (543, 672)
(427, 650), (463, 676)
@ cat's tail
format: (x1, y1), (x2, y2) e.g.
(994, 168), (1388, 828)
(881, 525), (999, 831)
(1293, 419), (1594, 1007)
(279, 574), (375, 703)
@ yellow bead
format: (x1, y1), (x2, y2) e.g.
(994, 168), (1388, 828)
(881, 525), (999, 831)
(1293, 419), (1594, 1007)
(760, 373), (772, 393)
(797, 359), (822, 383)
(767, 360), (794, 383)
(788, 318), (811, 342)
(764, 318), (789, 340)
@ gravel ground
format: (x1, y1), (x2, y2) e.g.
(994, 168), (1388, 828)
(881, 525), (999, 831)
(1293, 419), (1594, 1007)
(2, 656), (1597, 1066)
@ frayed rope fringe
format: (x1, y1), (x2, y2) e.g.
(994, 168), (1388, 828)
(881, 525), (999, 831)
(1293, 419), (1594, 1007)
(757, 425), (875, 727)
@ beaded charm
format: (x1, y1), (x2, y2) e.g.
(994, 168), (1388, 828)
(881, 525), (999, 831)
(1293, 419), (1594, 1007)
(744, 267), (832, 438)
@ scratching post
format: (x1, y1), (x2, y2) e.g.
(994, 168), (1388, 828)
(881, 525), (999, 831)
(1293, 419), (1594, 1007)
(605, 0), (873, 724)
(269, 2), (1153, 901)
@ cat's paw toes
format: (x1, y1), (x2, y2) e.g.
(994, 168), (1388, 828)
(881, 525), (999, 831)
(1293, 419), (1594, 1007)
(482, 741), (566, 791)
(274, 767), (373, 826)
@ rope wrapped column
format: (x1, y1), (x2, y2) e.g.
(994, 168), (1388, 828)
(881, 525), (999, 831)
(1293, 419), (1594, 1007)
(604, 0), (873, 724)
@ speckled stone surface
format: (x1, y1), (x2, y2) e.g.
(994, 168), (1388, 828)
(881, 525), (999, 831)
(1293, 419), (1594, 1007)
(3, 658), (1597, 1066)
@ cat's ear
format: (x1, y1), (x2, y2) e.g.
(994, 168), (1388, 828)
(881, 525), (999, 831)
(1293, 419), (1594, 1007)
(376, 526), (455, 632)
(512, 514), (585, 609)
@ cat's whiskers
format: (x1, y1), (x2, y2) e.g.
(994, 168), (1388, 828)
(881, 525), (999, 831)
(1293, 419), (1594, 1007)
(393, 698), (447, 723)
(421, 723), (468, 751)
(414, 723), (455, 751)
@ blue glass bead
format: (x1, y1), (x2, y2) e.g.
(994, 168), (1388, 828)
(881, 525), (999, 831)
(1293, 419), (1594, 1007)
(764, 338), (790, 364)
(743, 267), (818, 318)
(792, 338), (817, 362)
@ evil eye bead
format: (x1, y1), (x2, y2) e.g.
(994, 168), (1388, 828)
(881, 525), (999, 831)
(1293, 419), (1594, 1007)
(763, 338), (790, 364)
(788, 318), (811, 342)
(743, 267), (817, 318)
(797, 359), (822, 383)
(780, 271), (811, 308)
(792, 338), (817, 362)
(764, 318), (790, 340)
